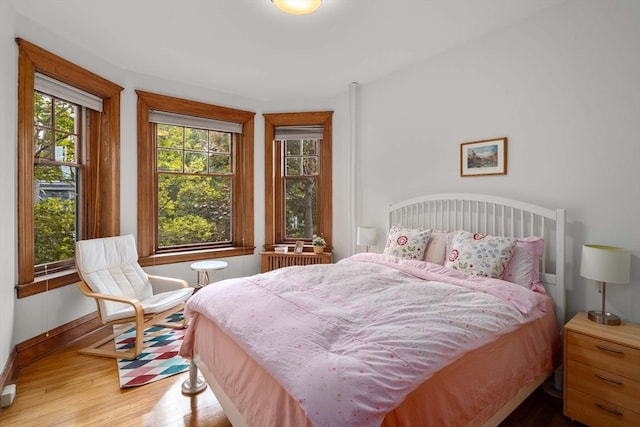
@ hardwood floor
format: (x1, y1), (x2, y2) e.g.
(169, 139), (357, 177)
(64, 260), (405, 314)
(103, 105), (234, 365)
(1, 327), (581, 426)
(500, 386), (584, 427)
(0, 327), (230, 427)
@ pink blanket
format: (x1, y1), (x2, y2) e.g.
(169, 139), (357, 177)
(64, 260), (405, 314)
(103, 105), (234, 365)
(181, 254), (549, 427)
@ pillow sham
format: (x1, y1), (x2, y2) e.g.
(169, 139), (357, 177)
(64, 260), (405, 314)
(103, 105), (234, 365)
(424, 230), (447, 264)
(503, 237), (544, 290)
(445, 230), (460, 261)
(383, 226), (432, 260)
(424, 230), (459, 265)
(445, 231), (517, 279)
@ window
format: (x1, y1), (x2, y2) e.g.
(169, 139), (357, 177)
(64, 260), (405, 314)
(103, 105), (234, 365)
(136, 91), (255, 265)
(264, 111), (332, 251)
(283, 137), (319, 239)
(17, 39), (123, 298)
(33, 90), (82, 274)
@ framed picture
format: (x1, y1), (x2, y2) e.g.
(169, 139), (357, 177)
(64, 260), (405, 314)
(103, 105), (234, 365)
(294, 241), (305, 253)
(460, 137), (507, 177)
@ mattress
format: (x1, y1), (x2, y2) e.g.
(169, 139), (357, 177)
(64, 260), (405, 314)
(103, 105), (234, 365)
(181, 254), (560, 426)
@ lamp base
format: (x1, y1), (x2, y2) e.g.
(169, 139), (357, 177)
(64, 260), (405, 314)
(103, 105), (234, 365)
(587, 310), (621, 326)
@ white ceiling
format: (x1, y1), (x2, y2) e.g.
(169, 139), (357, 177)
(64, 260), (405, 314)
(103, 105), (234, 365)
(12, 0), (567, 103)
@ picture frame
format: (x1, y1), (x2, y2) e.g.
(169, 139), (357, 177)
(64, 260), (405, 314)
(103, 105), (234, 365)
(294, 241), (305, 254)
(460, 137), (507, 177)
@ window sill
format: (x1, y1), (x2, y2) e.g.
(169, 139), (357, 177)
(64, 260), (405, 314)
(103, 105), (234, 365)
(16, 271), (81, 298)
(138, 245), (255, 267)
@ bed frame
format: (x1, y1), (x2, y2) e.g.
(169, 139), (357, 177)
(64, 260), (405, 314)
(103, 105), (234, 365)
(194, 193), (566, 427)
(389, 193), (566, 427)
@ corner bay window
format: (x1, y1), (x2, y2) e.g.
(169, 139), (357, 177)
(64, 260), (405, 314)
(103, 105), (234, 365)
(17, 39), (123, 298)
(137, 91), (255, 265)
(264, 112), (332, 252)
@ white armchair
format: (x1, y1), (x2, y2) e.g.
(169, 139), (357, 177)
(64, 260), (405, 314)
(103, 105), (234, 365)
(75, 234), (194, 359)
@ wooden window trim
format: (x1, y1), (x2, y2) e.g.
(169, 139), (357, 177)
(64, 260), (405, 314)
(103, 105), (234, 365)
(16, 39), (123, 298)
(136, 90), (255, 266)
(264, 111), (333, 252)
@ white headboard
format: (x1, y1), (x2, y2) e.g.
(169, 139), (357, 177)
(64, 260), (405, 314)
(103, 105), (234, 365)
(389, 193), (566, 327)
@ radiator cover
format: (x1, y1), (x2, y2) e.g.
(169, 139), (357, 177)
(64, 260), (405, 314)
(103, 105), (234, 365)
(260, 251), (331, 272)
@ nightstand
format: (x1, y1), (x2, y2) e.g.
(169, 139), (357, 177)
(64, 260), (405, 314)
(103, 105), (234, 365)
(563, 312), (640, 426)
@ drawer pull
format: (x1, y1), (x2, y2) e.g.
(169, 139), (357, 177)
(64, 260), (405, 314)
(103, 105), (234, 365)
(596, 344), (624, 355)
(595, 373), (623, 386)
(594, 403), (623, 416)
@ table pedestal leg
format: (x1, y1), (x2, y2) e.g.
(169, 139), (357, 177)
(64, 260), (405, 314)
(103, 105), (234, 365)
(196, 270), (210, 288)
(181, 360), (207, 395)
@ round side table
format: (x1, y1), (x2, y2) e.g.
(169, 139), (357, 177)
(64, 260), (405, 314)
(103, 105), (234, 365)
(183, 259), (228, 396)
(190, 260), (228, 288)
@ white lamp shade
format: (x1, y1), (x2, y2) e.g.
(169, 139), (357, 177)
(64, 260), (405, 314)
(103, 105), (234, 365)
(580, 244), (630, 284)
(357, 226), (377, 247)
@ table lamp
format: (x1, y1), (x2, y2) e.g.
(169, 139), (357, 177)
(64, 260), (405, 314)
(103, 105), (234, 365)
(357, 226), (377, 252)
(580, 244), (630, 325)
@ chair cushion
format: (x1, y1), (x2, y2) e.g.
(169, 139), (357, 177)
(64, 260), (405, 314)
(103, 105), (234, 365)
(76, 234), (152, 298)
(102, 287), (194, 323)
(76, 234), (140, 273)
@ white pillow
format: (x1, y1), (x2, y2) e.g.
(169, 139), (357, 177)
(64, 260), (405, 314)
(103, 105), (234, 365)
(424, 230), (459, 265)
(503, 237), (544, 289)
(445, 231), (517, 279)
(383, 226), (432, 260)
(424, 230), (448, 264)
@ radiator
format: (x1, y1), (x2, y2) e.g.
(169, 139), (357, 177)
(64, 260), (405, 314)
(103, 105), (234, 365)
(260, 251), (331, 272)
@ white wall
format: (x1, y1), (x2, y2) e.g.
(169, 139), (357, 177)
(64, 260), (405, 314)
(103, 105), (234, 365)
(0, 0), (17, 372)
(357, 0), (640, 323)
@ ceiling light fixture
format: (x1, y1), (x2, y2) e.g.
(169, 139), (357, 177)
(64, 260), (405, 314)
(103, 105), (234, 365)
(272, 0), (322, 15)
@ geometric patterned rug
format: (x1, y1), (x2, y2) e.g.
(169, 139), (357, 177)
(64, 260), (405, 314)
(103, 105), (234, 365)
(114, 312), (190, 388)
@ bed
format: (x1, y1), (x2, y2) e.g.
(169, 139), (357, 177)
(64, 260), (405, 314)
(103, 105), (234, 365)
(180, 193), (566, 427)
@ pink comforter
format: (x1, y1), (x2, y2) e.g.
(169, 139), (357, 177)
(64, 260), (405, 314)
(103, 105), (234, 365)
(181, 253), (549, 427)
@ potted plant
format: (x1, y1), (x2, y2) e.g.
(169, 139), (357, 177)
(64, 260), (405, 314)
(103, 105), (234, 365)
(312, 235), (326, 254)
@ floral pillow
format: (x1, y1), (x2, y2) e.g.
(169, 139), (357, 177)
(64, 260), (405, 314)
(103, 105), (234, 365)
(383, 226), (432, 260)
(445, 231), (517, 279)
(503, 237), (545, 291)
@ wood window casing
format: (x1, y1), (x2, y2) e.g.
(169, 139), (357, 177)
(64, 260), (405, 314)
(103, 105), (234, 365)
(136, 90), (255, 266)
(264, 111), (333, 252)
(16, 39), (123, 298)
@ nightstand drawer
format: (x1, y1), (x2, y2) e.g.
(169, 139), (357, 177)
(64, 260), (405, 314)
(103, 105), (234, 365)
(566, 359), (640, 412)
(567, 332), (640, 381)
(566, 387), (640, 427)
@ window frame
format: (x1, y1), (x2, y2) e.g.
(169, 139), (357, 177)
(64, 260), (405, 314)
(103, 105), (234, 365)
(16, 38), (123, 298)
(264, 111), (333, 252)
(136, 90), (255, 266)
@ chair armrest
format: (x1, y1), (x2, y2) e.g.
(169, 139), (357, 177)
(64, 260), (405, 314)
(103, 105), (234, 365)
(147, 274), (190, 294)
(76, 281), (144, 316)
